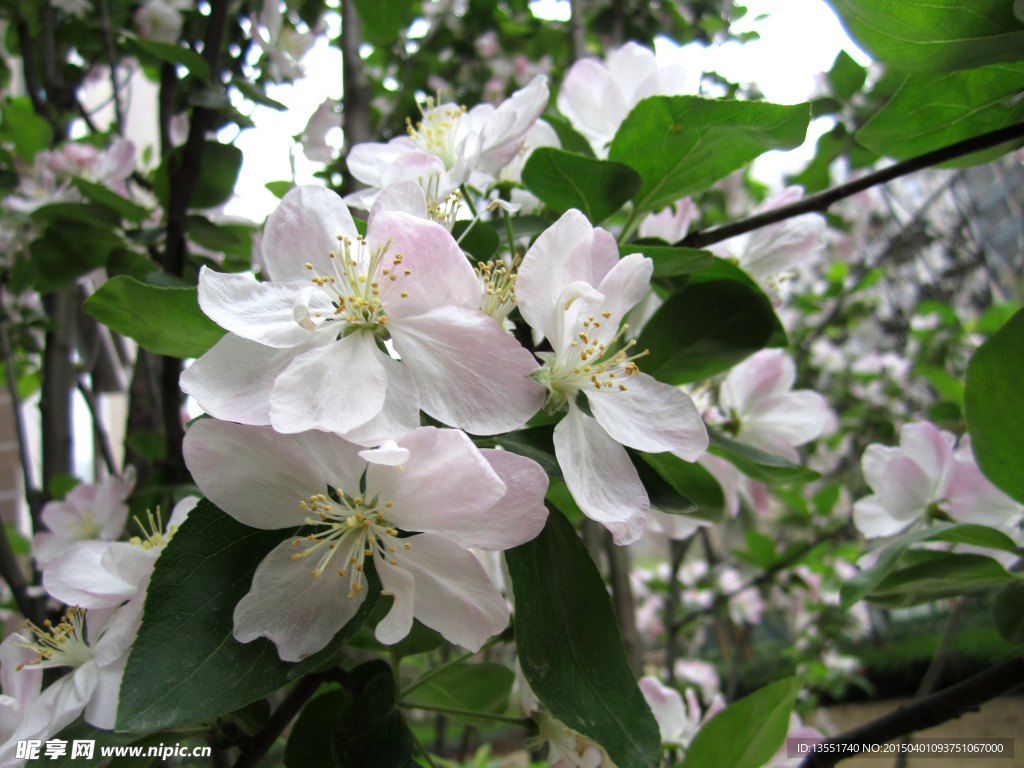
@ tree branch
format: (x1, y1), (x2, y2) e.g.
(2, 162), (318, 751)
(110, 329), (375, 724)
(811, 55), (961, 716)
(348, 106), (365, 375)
(679, 122), (1024, 250)
(798, 654), (1024, 768)
(664, 534), (695, 684)
(76, 379), (118, 477)
(339, 0), (372, 197)
(231, 675), (324, 768)
(96, 0), (123, 134)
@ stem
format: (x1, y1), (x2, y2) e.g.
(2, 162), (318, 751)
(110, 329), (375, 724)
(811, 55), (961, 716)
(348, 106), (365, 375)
(399, 701), (531, 727)
(231, 676), (323, 768)
(0, 322), (43, 515)
(679, 121), (1024, 250)
(76, 378), (118, 477)
(568, 0), (586, 62)
(798, 654), (1024, 768)
(411, 729), (440, 768)
(617, 206), (640, 245)
(664, 534), (695, 684)
(460, 184), (478, 218)
(402, 634), (505, 697)
(40, 290), (77, 506)
(340, 0), (372, 197)
(96, 0), (123, 134)
(503, 207), (516, 256)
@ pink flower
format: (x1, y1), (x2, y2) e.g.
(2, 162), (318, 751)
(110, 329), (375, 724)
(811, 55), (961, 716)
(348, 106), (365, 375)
(639, 675), (725, 749)
(638, 197), (696, 244)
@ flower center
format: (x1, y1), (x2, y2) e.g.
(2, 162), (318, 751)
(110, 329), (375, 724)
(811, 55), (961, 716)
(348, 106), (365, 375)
(405, 97), (467, 170)
(128, 507), (177, 550)
(547, 314), (648, 397)
(291, 491), (413, 598)
(475, 256), (519, 325)
(17, 607), (93, 671)
(68, 509), (102, 540)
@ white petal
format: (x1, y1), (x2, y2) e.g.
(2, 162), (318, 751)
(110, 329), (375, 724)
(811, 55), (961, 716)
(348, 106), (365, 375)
(336, 351), (421, 446)
(262, 185), (359, 283)
(556, 59), (627, 157)
(647, 508), (708, 540)
(553, 404), (648, 545)
(861, 444), (901, 492)
(0, 665), (97, 761)
(346, 139), (416, 187)
(42, 541), (149, 609)
(739, 390), (833, 450)
(359, 441), (411, 466)
(638, 198), (695, 244)
(233, 539), (364, 662)
(0, 633), (41, 709)
(945, 460), (1024, 528)
(390, 307), (545, 434)
(198, 268), (325, 348)
(473, 449), (549, 549)
(720, 349), (795, 417)
(634, 63), (688, 102)
(286, 429), (366, 496)
(606, 42), (661, 105)
(852, 495), (909, 538)
(899, 422), (956, 494)
(639, 676), (687, 744)
(373, 556), (416, 645)
(391, 532), (509, 651)
(588, 372), (708, 460)
(84, 651), (126, 730)
(369, 179), (428, 222)
(877, 456), (934, 522)
(167, 495), (199, 532)
(183, 419), (324, 529)
(594, 252), (653, 322)
(270, 330), (388, 436)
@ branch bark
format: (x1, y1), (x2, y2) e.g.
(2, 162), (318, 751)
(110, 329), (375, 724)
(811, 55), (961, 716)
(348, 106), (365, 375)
(340, 0), (372, 197)
(231, 675), (324, 768)
(96, 0), (124, 134)
(679, 122), (1024, 250)
(76, 379), (118, 477)
(41, 290), (77, 507)
(798, 654), (1024, 768)
(568, 0), (586, 63)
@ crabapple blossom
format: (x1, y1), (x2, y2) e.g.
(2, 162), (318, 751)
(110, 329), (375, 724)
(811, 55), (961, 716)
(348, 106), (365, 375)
(558, 42), (686, 158)
(251, 0), (317, 83)
(638, 197), (696, 244)
(673, 659), (721, 704)
(134, 0), (192, 42)
(529, 711), (603, 768)
(181, 185), (545, 440)
(0, 633), (41, 752)
(32, 467), (136, 568)
(182, 419), (548, 661)
(639, 675), (725, 749)
(853, 422), (1024, 538)
(299, 99), (340, 164)
(516, 209), (708, 545)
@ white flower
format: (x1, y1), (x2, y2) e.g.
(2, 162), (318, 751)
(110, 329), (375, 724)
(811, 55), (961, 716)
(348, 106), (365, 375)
(134, 0), (192, 43)
(52, 0), (91, 16)
(853, 422), (1024, 538)
(529, 711), (603, 768)
(672, 659), (720, 704)
(557, 42), (686, 158)
(32, 467), (136, 568)
(0, 633), (42, 748)
(181, 185), (545, 441)
(516, 210), (708, 545)
(639, 675), (725, 749)
(183, 420), (549, 661)
(638, 197), (696, 244)
(252, 0), (316, 83)
(344, 75), (549, 209)
(496, 119), (561, 213)
(300, 99), (340, 164)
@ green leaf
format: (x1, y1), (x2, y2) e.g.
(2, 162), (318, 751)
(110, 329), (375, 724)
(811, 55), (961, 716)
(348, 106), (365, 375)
(618, 243), (714, 278)
(628, 449), (696, 516)
(403, 663), (514, 722)
(452, 219), (500, 263)
(332, 673), (414, 768)
(521, 147), (641, 224)
(265, 180), (295, 199)
(48, 472), (80, 500)
(231, 77), (287, 110)
(827, 50), (868, 101)
(31, 223), (123, 293)
(187, 215), (254, 259)
(866, 553), (1021, 608)
(121, 35), (210, 82)
(493, 425), (561, 480)
(286, 688), (350, 768)
(82, 276), (226, 359)
(993, 583), (1024, 644)
(543, 113), (597, 157)
(72, 178), (151, 223)
(856, 64), (1024, 167)
(107, 249), (158, 281)
(706, 427), (821, 486)
(924, 523), (1023, 554)
(640, 452), (725, 523)
(34, 722), (170, 768)
(916, 365), (965, 407)
(826, 0), (1024, 73)
(609, 96), (809, 216)
(505, 508), (662, 768)
(1, 97), (52, 161)
(350, 0), (415, 45)
(116, 500), (379, 731)
(153, 142), (243, 210)
(839, 524), (949, 609)
(681, 676), (802, 768)
(735, 529), (777, 569)
(965, 307), (1024, 504)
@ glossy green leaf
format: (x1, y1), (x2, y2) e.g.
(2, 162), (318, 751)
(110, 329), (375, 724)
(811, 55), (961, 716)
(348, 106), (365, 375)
(965, 308), (1024, 504)
(403, 663), (514, 721)
(827, 50), (868, 101)
(72, 178), (150, 223)
(826, 0), (1024, 73)
(627, 449), (696, 516)
(265, 180), (295, 199)
(993, 583), (1024, 644)
(706, 427), (821, 486)
(839, 524), (949, 609)
(618, 243), (714, 277)
(856, 64), (1024, 167)
(31, 223), (123, 293)
(924, 523), (1023, 554)
(640, 452), (725, 523)
(82, 276), (226, 359)
(505, 508), (662, 768)
(332, 673), (413, 768)
(452, 219), (500, 263)
(522, 147), (641, 224)
(187, 215), (255, 259)
(866, 553), (1021, 608)
(351, 0), (415, 45)
(609, 96), (809, 215)
(493, 425), (561, 480)
(681, 676), (802, 768)
(231, 77), (287, 110)
(116, 500), (379, 731)
(121, 35), (210, 82)
(39, 722), (154, 767)
(543, 113), (597, 157)
(1, 97), (52, 161)
(285, 688), (350, 768)
(153, 142), (243, 210)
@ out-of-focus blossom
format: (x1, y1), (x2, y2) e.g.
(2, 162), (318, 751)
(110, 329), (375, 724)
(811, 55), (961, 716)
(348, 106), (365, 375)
(300, 99), (341, 163)
(252, 0), (316, 83)
(639, 676), (725, 749)
(638, 197), (695, 244)
(0, 633), (42, 751)
(529, 711), (603, 768)
(673, 659), (721, 703)
(52, 0), (91, 16)
(558, 42), (686, 158)
(135, 0), (192, 43)
(719, 568), (765, 625)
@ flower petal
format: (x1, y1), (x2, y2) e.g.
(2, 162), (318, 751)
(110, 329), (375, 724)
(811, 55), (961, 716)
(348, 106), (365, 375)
(346, 138), (416, 187)
(899, 422), (956, 495)
(359, 441), (411, 467)
(183, 419), (324, 529)
(553, 404), (648, 545)
(861, 444), (901, 492)
(390, 307), (544, 434)
(474, 449), (550, 549)
(270, 330), (388, 436)
(233, 538), (364, 662)
(336, 350), (421, 446)
(639, 675), (687, 744)
(390, 532), (509, 651)
(369, 179), (428, 222)
(877, 455), (934, 521)
(287, 429), (366, 496)
(719, 349), (795, 416)
(556, 59), (628, 157)
(373, 556), (416, 645)
(740, 390), (834, 450)
(262, 185), (359, 283)
(587, 372), (708, 460)
(646, 508), (708, 540)
(853, 494), (910, 538)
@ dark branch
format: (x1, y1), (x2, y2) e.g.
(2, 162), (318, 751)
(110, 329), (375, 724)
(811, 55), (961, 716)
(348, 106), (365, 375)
(96, 0), (124, 134)
(76, 379), (119, 477)
(679, 122), (1024, 250)
(232, 674), (324, 768)
(798, 654), (1024, 768)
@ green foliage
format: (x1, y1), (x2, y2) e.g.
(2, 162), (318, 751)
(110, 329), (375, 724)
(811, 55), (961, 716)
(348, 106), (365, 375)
(71, 178), (151, 224)
(1, 97), (52, 161)
(706, 427), (821, 486)
(121, 35), (210, 82)
(505, 508), (662, 768)
(993, 584), (1024, 645)
(492, 425), (562, 479)
(866, 553), (1021, 608)
(521, 147), (642, 224)
(857, 64), (1024, 166)
(452, 219), (500, 263)
(332, 672), (414, 768)
(628, 449), (696, 516)
(186, 215), (255, 260)
(82, 276), (226, 359)
(609, 96), (809, 216)
(965, 308), (1024, 504)
(116, 500), (379, 731)
(618, 243), (714, 278)
(153, 141), (243, 210)
(543, 113), (597, 158)
(286, 688), (350, 768)
(826, 0), (1024, 73)
(681, 676), (802, 768)
(826, 50), (868, 101)
(641, 452), (726, 523)
(351, 0), (416, 45)
(403, 663), (514, 722)
(840, 524), (948, 609)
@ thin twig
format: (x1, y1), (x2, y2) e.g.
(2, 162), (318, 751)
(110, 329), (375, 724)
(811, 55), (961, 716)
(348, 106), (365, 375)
(402, 634), (505, 697)
(664, 534), (696, 684)
(679, 122), (1024, 250)
(96, 0), (123, 134)
(798, 654), (1024, 768)
(231, 675), (324, 768)
(76, 378), (118, 477)
(399, 701), (532, 727)
(0, 322), (43, 513)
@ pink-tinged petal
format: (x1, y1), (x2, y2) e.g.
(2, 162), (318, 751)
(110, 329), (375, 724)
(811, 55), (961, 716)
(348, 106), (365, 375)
(30, 531), (65, 568)
(594, 252), (653, 322)
(346, 138), (416, 187)
(639, 198), (696, 244)
(878, 455), (934, 521)
(553, 404), (649, 545)
(42, 541), (148, 609)
(720, 349), (795, 416)
(734, 427), (801, 464)
(1, 633), (41, 707)
(95, 467), (135, 541)
(233, 539), (365, 662)
(639, 676), (687, 744)
(587, 373), (708, 460)
(262, 185), (359, 283)
(699, 453), (741, 517)
(945, 459), (1024, 528)
(471, 449), (549, 549)
(379, 151), (451, 193)
(392, 532), (509, 651)
(740, 390), (834, 450)
(373, 556), (415, 645)
(646, 508), (708, 540)
(183, 420), (324, 529)
(337, 352), (421, 446)
(853, 495), (910, 538)
(0, 664), (97, 756)
(590, 226), (621, 285)
(368, 211), (478, 319)
(557, 59), (628, 156)
(369, 179), (428, 222)
(861, 444), (901, 492)
(516, 209), (598, 339)
(84, 651), (126, 729)
(359, 441), (411, 467)
(180, 332), (330, 426)
(198, 268), (325, 348)
(270, 330), (388, 436)
(365, 427), (506, 535)
(477, 75), (549, 173)
(634, 64), (688, 102)
(740, 211), (826, 279)
(389, 307), (544, 434)
(606, 42), (661, 104)
(899, 422), (956, 495)
(90, 594), (146, 668)
(287, 430), (366, 497)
